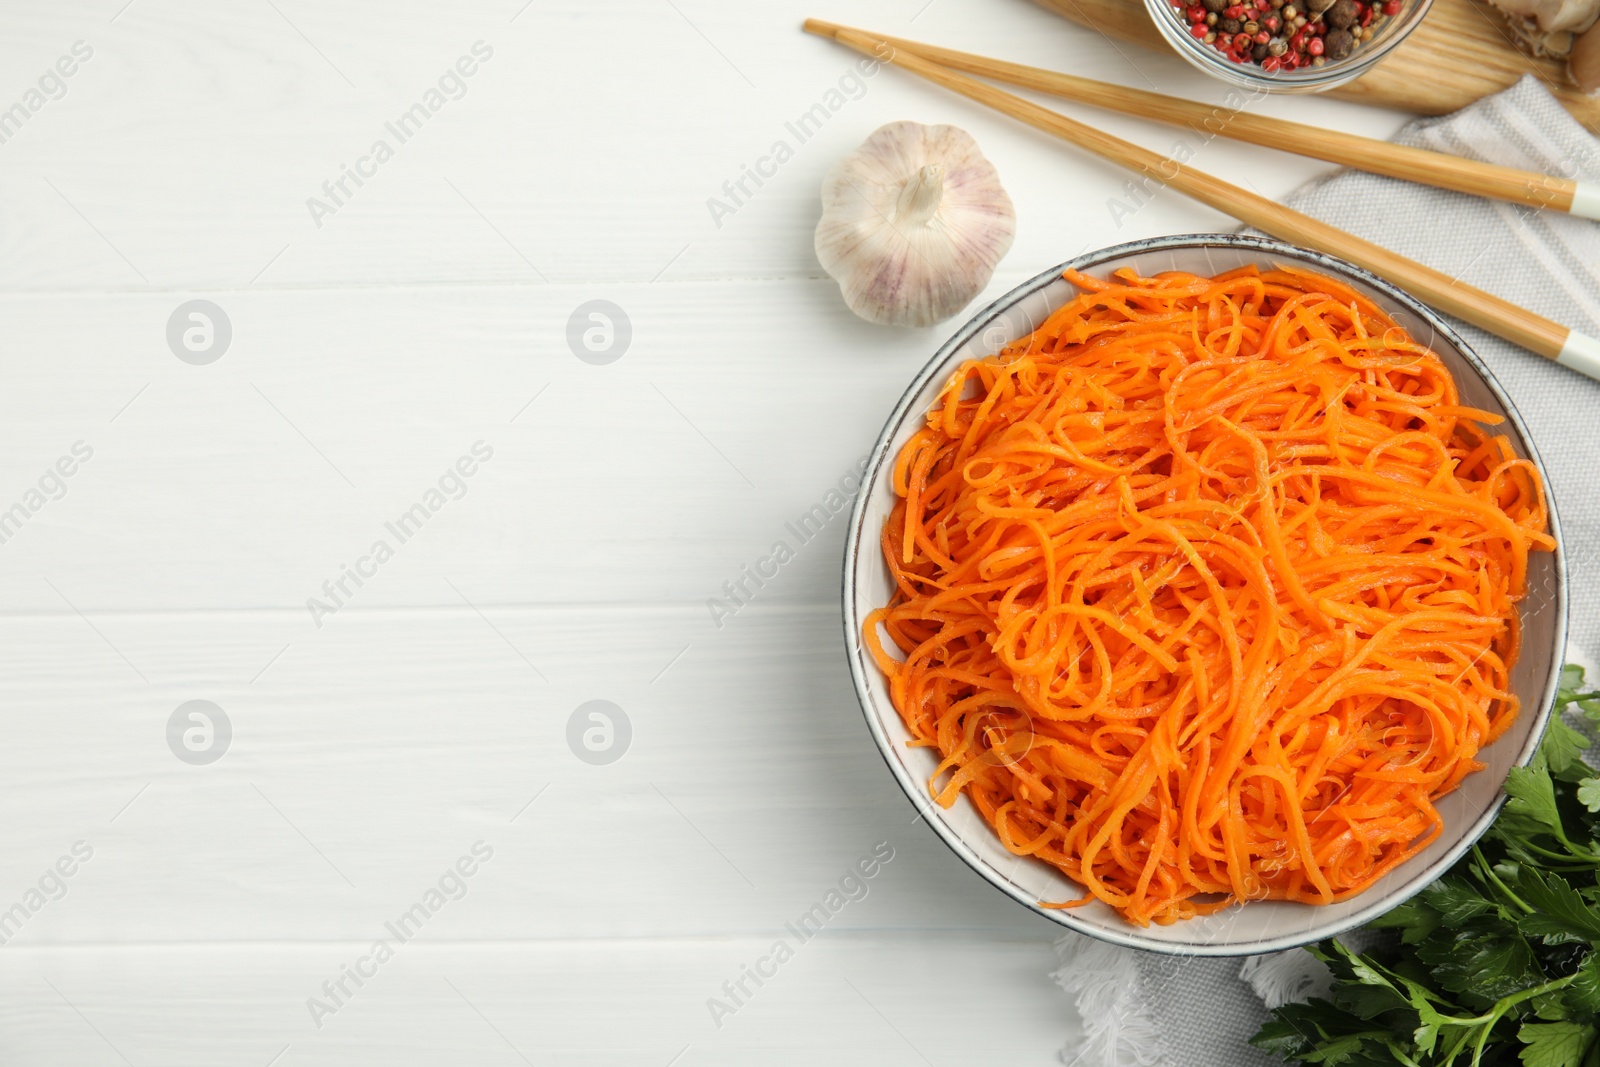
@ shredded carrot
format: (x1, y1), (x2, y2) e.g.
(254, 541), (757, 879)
(865, 264), (1553, 926)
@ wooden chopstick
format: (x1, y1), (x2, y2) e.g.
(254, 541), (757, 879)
(803, 20), (1600, 383)
(804, 20), (1600, 222)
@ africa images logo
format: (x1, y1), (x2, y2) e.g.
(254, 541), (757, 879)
(305, 41), (494, 228)
(306, 841), (494, 1029)
(704, 842), (894, 1029)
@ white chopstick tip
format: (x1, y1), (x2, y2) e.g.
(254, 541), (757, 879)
(1556, 330), (1600, 383)
(1570, 180), (1600, 221)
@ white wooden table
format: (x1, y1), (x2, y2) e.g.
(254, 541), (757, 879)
(0, 1), (1414, 1062)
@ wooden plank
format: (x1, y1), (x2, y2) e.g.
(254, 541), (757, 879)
(0, 1), (1363, 294)
(0, 937), (1074, 1065)
(0, 609), (1068, 943)
(1031, 0), (1600, 132)
(0, 281), (943, 613)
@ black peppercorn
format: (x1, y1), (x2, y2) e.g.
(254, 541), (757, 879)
(1323, 27), (1355, 57)
(1326, 0), (1358, 28)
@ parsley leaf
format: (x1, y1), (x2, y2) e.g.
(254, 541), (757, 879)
(1555, 665), (1600, 728)
(1561, 952), (1600, 1017)
(1421, 877), (1498, 926)
(1518, 1022), (1596, 1067)
(1542, 716), (1592, 777)
(1250, 1000), (1400, 1065)
(1517, 867), (1600, 945)
(1366, 895), (1443, 944)
(1414, 915), (1542, 1005)
(1501, 755), (1569, 843)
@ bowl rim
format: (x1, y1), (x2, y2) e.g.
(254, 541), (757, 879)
(840, 232), (1568, 955)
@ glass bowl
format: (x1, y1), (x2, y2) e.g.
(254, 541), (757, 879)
(1143, 0), (1435, 92)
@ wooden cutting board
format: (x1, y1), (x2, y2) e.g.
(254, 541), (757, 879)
(1033, 0), (1600, 132)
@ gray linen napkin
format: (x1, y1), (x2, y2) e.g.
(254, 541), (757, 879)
(1051, 75), (1600, 1067)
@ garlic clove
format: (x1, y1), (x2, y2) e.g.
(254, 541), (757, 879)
(1573, 19), (1600, 91)
(896, 164), (947, 225)
(816, 121), (1016, 328)
(1483, 0), (1599, 58)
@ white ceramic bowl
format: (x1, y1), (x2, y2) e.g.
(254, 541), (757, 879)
(842, 234), (1568, 955)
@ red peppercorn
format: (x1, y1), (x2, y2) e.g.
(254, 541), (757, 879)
(1190, 22), (1210, 36)
(1261, 55), (1280, 70)
(1264, 15), (1281, 29)
(1187, 5), (1206, 19)
(1253, 30), (1270, 42)
(1225, 4), (1247, 16)
(1382, 0), (1401, 13)
(1307, 35), (1324, 53)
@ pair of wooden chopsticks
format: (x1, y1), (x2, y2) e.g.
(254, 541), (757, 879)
(803, 19), (1600, 383)
(808, 22), (1600, 223)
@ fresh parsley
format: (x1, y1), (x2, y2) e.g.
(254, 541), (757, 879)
(1253, 664), (1600, 1067)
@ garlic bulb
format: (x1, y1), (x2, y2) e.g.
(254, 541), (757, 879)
(815, 121), (1016, 328)
(1486, 0), (1597, 55)
(1482, 0), (1600, 89)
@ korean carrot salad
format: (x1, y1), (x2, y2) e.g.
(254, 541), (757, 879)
(864, 264), (1553, 926)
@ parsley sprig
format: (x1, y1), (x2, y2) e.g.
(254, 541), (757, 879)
(1253, 665), (1600, 1067)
